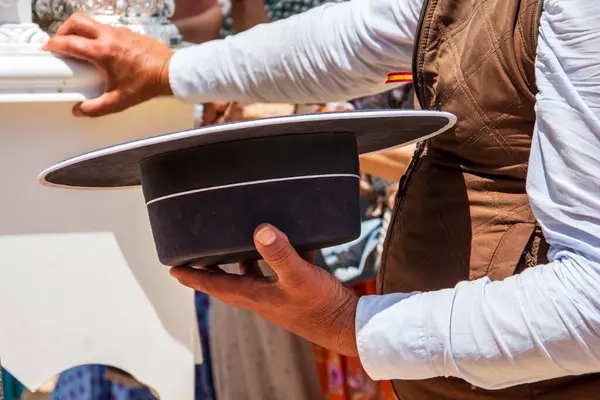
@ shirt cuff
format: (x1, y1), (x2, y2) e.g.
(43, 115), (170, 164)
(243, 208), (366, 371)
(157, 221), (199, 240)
(169, 46), (200, 103)
(355, 290), (457, 381)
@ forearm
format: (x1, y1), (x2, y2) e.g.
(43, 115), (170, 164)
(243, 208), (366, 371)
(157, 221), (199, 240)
(357, 255), (600, 388)
(230, 0), (270, 33)
(174, 5), (224, 44)
(168, 0), (423, 104)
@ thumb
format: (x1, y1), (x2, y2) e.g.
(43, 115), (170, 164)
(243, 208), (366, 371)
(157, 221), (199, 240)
(253, 224), (309, 283)
(75, 91), (126, 118)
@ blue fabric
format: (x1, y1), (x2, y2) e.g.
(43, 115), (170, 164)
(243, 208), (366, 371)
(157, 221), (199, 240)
(49, 365), (157, 400)
(194, 291), (215, 400)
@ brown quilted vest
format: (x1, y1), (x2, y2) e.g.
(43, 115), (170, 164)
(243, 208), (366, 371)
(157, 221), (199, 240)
(378, 0), (600, 398)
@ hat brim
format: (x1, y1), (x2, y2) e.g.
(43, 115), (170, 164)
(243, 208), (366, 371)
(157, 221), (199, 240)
(39, 109), (456, 189)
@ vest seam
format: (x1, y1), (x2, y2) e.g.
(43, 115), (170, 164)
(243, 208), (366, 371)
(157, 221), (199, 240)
(518, 1), (537, 60)
(420, 2), (539, 108)
(432, 32), (516, 109)
(485, 222), (535, 278)
(412, 0), (430, 108)
(515, 2), (539, 98)
(529, 0), (545, 94)
(483, 1), (538, 101)
(472, 125), (531, 173)
(459, 97), (525, 149)
(419, 0), (492, 60)
(529, 0), (544, 62)
(439, 31), (532, 168)
(420, 0), (440, 108)
(472, 200), (534, 234)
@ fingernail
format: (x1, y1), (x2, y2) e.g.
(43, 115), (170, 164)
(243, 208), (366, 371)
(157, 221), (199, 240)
(73, 107), (85, 117)
(255, 226), (277, 246)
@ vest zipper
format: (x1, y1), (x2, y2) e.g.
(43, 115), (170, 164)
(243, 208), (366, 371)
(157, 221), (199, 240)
(412, 0), (430, 109)
(378, 2), (431, 296)
(377, 143), (425, 292)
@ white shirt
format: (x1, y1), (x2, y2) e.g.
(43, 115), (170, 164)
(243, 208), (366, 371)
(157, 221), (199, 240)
(168, 0), (600, 389)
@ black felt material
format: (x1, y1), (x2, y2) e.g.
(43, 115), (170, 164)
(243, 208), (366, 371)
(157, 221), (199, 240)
(139, 132), (357, 202)
(147, 176), (360, 266)
(40, 110), (454, 267)
(42, 111), (452, 188)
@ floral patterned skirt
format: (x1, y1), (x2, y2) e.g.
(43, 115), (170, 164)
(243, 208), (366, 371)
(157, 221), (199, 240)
(313, 280), (396, 400)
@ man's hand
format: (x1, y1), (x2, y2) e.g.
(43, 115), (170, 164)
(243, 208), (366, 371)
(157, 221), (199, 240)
(43, 13), (174, 117)
(202, 102), (296, 126)
(170, 224), (360, 357)
(201, 102), (231, 126)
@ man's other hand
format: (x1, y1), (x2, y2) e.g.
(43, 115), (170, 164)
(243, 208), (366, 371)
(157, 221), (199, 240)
(44, 13), (175, 117)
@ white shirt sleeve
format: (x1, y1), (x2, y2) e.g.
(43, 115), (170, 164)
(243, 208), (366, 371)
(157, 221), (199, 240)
(355, 0), (600, 389)
(168, 0), (423, 104)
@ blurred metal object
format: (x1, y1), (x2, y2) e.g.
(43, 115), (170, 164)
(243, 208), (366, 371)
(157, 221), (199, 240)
(70, 0), (120, 17)
(69, 0), (173, 18)
(68, 0), (180, 47)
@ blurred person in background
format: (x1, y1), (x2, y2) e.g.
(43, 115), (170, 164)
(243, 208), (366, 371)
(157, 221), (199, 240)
(173, 0), (345, 45)
(170, 0), (217, 23)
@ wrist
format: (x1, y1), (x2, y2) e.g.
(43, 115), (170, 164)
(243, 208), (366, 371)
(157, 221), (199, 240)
(156, 51), (175, 97)
(328, 290), (359, 357)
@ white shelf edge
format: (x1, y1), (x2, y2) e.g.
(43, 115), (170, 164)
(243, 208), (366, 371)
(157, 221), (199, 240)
(0, 50), (104, 102)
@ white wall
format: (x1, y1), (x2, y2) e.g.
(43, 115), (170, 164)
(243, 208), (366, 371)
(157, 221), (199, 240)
(0, 97), (198, 400)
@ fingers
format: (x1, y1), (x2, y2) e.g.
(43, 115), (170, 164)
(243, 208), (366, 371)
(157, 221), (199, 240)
(202, 102), (230, 126)
(75, 91), (127, 118)
(193, 265), (225, 273)
(253, 224), (311, 285)
(43, 35), (98, 61)
(238, 260), (264, 276)
(170, 266), (269, 307)
(55, 13), (101, 39)
(223, 102), (245, 122)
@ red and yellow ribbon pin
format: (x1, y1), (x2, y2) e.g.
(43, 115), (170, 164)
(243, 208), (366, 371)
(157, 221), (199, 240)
(385, 72), (413, 84)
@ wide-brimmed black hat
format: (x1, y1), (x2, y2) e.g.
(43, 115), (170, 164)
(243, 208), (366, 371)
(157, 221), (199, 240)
(39, 110), (456, 267)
